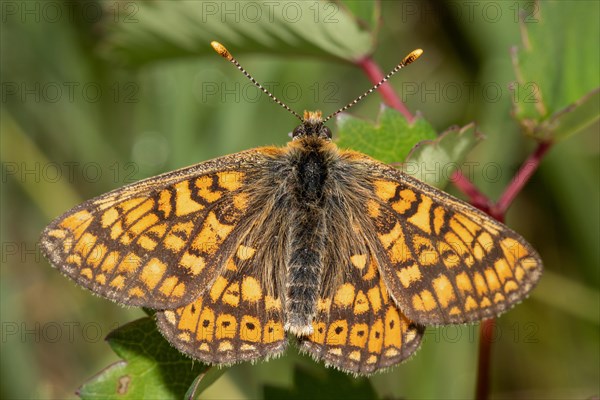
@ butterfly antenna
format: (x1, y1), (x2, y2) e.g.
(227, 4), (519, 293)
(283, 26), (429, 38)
(211, 41), (304, 122)
(322, 49), (423, 123)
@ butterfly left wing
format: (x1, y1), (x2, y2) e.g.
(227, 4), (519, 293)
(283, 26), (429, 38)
(298, 247), (424, 375)
(361, 159), (543, 325)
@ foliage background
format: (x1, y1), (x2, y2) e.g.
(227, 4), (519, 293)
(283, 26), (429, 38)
(1, 0), (598, 399)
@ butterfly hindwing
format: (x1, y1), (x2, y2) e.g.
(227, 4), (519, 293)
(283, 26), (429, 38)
(299, 247), (424, 375)
(156, 237), (288, 364)
(40, 149), (280, 309)
(364, 162), (543, 325)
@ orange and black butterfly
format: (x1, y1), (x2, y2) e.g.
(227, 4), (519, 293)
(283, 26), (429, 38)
(40, 42), (542, 375)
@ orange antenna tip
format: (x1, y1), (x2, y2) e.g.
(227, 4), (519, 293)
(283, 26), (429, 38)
(402, 49), (423, 66)
(211, 41), (233, 61)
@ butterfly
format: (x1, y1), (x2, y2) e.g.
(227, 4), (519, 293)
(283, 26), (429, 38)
(40, 42), (542, 375)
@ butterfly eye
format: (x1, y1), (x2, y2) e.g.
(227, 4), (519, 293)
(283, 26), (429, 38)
(292, 126), (304, 138)
(321, 126), (332, 139)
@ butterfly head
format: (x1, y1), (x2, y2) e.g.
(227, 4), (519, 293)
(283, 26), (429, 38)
(292, 110), (332, 141)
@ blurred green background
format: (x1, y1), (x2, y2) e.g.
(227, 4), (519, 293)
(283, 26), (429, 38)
(1, 1), (598, 399)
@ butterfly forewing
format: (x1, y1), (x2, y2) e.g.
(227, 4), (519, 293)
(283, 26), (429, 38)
(362, 160), (543, 325)
(40, 149), (275, 309)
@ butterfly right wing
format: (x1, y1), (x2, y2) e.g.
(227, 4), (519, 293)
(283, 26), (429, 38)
(40, 148), (285, 310)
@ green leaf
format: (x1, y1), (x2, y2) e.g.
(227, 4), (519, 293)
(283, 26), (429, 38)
(263, 365), (379, 400)
(335, 106), (437, 163)
(101, 0), (374, 65)
(404, 123), (482, 189)
(510, 1), (600, 140)
(185, 367), (228, 400)
(339, 0), (381, 32)
(78, 318), (217, 400)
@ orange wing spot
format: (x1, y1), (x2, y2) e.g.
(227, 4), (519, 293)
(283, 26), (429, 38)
(316, 297), (332, 312)
(454, 213), (481, 234)
(385, 226), (412, 264)
(328, 348), (343, 356)
(484, 268), (501, 291)
(100, 251), (120, 273)
(174, 181), (204, 216)
(500, 238), (528, 266)
(397, 264), (422, 288)
(215, 314), (237, 339)
(241, 276), (262, 303)
(179, 252), (206, 275)
(504, 280), (518, 293)
(87, 243), (107, 268)
(222, 282), (240, 307)
(477, 232), (494, 253)
(140, 258), (167, 290)
(362, 257), (378, 281)
(117, 252), (142, 274)
(240, 315), (261, 342)
(199, 343), (210, 352)
(163, 310), (176, 325)
(196, 176), (222, 203)
(178, 332), (191, 342)
(480, 297), (491, 308)
(164, 234), (186, 253)
(110, 220), (124, 240)
(80, 268), (93, 279)
(379, 222), (403, 249)
(309, 321), (326, 344)
(493, 293), (505, 304)
(367, 287), (382, 313)
(118, 197), (145, 212)
(147, 223), (167, 239)
(263, 320), (285, 343)
(128, 213), (159, 237)
(237, 245), (256, 260)
(437, 242), (460, 268)
(413, 235), (437, 265)
(326, 320), (348, 345)
(464, 254), (475, 267)
(473, 272), (489, 296)
(59, 210), (92, 232)
(137, 235), (158, 251)
(172, 282), (185, 298)
(349, 350), (361, 362)
(226, 258), (237, 271)
(110, 275), (125, 289)
(412, 290), (437, 312)
(128, 287), (144, 298)
(350, 254), (367, 269)
(373, 180), (397, 201)
(465, 296), (478, 311)
(159, 276), (179, 296)
(197, 307), (215, 341)
(366, 355), (378, 364)
(217, 341), (233, 352)
(384, 307), (402, 348)
(366, 199), (381, 218)
(473, 242), (486, 261)
(392, 189), (417, 214)
(349, 323), (369, 348)
(450, 217), (474, 247)
(368, 319), (384, 353)
(101, 208), (119, 228)
(521, 256), (539, 271)
(124, 199), (153, 227)
(232, 192), (249, 211)
(240, 344), (257, 352)
(192, 212), (234, 255)
(265, 295), (283, 311)
(333, 283), (356, 307)
(210, 276), (229, 303)
(514, 266), (525, 282)
(432, 274), (456, 308)
(433, 207), (445, 235)
(384, 348), (400, 357)
(407, 195), (432, 233)
(455, 271), (474, 294)
(444, 231), (468, 256)
(217, 171), (244, 191)
(353, 291), (369, 315)
(157, 189), (172, 218)
(449, 306), (461, 315)
(47, 229), (66, 238)
(95, 274), (106, 285)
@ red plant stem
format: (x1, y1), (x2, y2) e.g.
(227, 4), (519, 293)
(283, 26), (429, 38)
(475, 319), (496, 400)
(356, 56), (415, 122)
(451, 170), (492, 212)
(494, 140), (553, 216)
